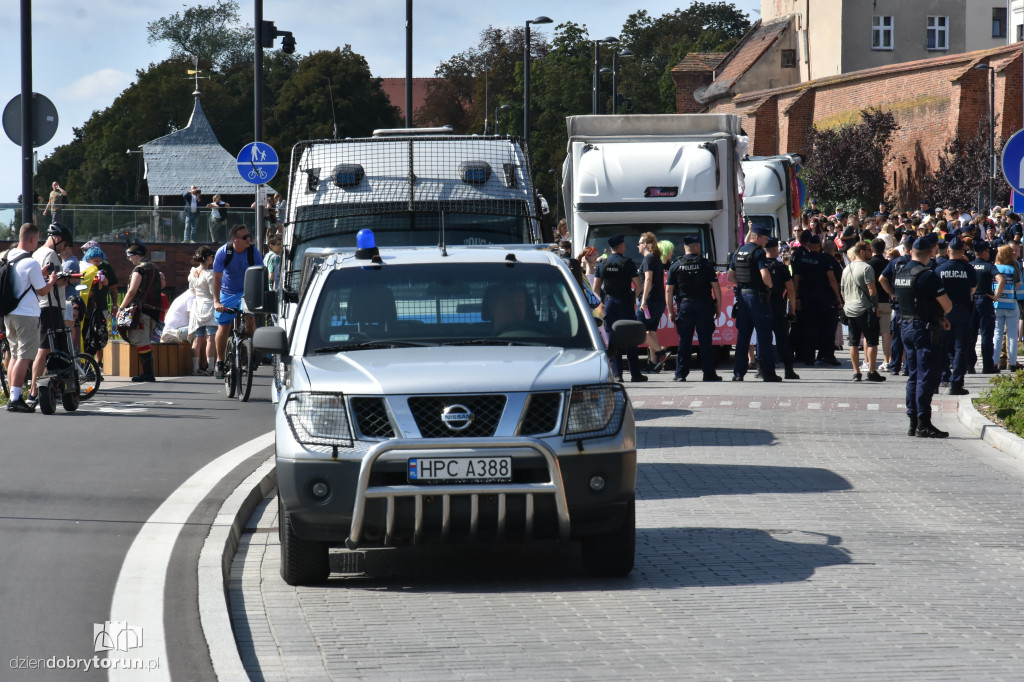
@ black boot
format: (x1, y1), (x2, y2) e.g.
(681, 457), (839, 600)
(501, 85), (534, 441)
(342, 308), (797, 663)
(132, 352), (156, 383)
(907, 415), (918, 437)
(915, 415), (948, 438)
(784, 364), (800, 380)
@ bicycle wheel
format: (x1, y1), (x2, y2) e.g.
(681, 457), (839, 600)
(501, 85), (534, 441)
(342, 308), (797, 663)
(224, 337), (237, 398)
(238, 337), (254, 402)
(73, 354), (101, 401)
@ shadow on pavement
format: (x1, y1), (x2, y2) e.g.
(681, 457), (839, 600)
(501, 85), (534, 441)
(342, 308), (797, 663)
(641, 425), (777, 447)
(318, 527), (850, 593)
(638, 462), (852, 499)
(634, 408), (693, 420)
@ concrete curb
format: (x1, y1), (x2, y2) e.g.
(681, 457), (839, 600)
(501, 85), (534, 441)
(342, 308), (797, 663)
(198, 455), (277, 681)
(957, 397), (1024, 461)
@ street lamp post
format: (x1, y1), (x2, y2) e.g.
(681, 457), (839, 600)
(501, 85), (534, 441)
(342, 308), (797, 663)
(974, 63), (996, 209)
(495, 104), (511, 135)
(611, 48), (633, 115)
(592, 36), (619, 114)
(524, 16), (552, 153)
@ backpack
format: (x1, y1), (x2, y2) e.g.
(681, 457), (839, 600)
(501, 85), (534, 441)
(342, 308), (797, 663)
(224, 244), (255, 268)
(82, 304), (109, 354)
(0, 251), (33, 316)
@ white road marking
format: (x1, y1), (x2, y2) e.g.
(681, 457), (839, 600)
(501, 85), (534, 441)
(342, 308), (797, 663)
(749, 401), (761, 408)
(838, 403), (850, 408)
(808, 402), (821, 410)
(867, 404), (880, 411)
(689, 400), (704, 408)
(107, 432), (274, 681)
(720, 400), (733, 406)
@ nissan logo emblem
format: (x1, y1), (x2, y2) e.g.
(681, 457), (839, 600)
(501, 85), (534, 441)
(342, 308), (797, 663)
(440, 404), (474, 431)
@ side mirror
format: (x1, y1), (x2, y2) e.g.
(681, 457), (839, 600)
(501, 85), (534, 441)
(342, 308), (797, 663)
(609, 319), (646, 348)
(244, 266), (277, 313)
(253, 326), (288, 355)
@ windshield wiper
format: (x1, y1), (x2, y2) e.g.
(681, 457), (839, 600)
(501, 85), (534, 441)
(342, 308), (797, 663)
(315, 340), (436, 353)
(442, 338), (548, 347)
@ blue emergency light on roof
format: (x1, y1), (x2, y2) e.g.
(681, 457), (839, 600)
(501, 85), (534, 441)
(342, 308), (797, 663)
(459, 160), (492, 185)
(333, 163), (365, 188)
(355, 229), (380, 261)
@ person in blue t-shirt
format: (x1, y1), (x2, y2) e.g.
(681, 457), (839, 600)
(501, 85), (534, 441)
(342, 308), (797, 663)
(212, 224), (264, 379)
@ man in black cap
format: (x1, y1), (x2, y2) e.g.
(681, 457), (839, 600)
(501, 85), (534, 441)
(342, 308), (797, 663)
(594, 234), (646, 382)
(728, 224), (782, 381)
(793, 234), (842, 366)
(970, 240), (1000, 373)
(665, 236), (722, 382)
(936, 236), (976, 395)
(763, 237), (800, 379)
(879, 234), (916, 374)
(803, 198), (821, 219)
(893, 234), (952, 438)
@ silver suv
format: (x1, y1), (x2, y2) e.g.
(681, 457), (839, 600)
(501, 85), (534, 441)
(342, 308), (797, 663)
(247, 243), (644, 585)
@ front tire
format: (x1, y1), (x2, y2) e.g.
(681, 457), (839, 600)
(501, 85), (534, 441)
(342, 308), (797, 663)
(38, 382), (57, 415)
(238, 338), (253, 402)
(73, 354), (101, 401)
(278, 498), (330, 586)
(581, 500), (635, 577)
(224, 337), (237, 398)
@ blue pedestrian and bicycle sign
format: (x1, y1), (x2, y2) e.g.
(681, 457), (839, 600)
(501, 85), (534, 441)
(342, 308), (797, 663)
(237, 141), (278, 184)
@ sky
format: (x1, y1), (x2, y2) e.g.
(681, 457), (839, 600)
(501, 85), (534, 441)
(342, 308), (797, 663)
(0, 0), (761, 205)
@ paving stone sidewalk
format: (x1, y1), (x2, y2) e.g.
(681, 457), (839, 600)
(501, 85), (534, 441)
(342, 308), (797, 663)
(229, 364), (1024, 681)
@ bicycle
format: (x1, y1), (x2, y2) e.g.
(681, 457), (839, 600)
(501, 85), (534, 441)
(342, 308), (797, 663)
(247, 167), (268, 181)
(222, 306), (254, 402)
(0, 325), (10, 400)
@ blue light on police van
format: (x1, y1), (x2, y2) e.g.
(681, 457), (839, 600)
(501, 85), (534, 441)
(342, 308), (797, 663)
(333, 163), (365, 188)
(459, 160), (492, 185)
(357, 229), (376, 250)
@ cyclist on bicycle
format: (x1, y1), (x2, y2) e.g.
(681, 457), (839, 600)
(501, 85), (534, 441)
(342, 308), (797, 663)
(28, 221), (74, 406)
(213, 224), (263, 379)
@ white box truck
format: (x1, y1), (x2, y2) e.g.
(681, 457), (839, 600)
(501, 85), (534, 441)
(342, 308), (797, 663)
(741, 153), (804, 243)
(562, 114), (747, 348)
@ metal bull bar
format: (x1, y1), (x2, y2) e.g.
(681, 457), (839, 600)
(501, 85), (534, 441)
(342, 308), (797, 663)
(346, 438), (571, 549)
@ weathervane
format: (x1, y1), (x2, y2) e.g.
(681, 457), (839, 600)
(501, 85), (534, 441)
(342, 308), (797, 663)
(185, 56), (212, 95)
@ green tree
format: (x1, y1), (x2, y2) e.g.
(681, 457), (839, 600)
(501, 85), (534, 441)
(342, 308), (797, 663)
(802, 108), (899, 210)
(921, 125), (1010, 211)
(146, 0), (252, 70)
(264, 47), (401, 153)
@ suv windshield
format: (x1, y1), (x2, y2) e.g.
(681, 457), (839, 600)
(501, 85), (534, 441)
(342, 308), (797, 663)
(306, 262), (595, 352)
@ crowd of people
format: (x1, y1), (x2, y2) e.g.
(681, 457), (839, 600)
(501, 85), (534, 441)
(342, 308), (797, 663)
(562, 199), (1024, 438)
(2, 216), (267, 413)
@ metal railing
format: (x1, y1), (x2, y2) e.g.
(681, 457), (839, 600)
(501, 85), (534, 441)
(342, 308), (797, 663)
(0, 204), (260, 244)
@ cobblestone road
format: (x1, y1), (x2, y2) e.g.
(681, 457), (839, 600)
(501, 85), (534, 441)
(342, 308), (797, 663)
(230, 366), (1024, 680)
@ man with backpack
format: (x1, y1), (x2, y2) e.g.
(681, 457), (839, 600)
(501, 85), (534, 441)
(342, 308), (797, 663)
(212, 224), (263, 379)
(2, 223), (59, 412)
(29, 222), (75, 406)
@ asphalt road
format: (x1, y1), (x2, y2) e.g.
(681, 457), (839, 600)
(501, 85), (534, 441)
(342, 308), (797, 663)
(0, 373), (274, 681)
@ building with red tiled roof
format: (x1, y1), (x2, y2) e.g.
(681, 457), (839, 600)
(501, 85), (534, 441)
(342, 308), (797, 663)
(696, 18), (797, 104)
(671, 53), (728, 113)
(378, 78), (440, 125)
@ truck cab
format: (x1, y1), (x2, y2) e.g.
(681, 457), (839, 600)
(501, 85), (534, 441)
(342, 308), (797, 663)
(741, 153), (804, 244)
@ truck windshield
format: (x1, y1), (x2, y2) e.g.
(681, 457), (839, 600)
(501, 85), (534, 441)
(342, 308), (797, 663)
(586, 224), (714, 268)
(306, 262), (595, 352)
(746, 215), (778, 239)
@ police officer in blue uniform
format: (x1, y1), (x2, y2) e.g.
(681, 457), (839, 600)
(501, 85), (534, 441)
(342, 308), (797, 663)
(936, 236), (977, 395)
(969, 240), (1000, 373)
(593, 234), (647, 382)
(878, 234), (915, 374)
(893, 234), (953, 438)
(764, 237), (800, 379)
(666, 236), (722, 382)
(728, 224), (782, 382)
(792, 234), (842, 366)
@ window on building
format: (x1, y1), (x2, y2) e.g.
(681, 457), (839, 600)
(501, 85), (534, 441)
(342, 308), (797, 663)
(993, 8), (1007, 38)
(1018, 23), (1023, 42)
(872, 15), (894, 50)
(927, 16), (948, 50)
(781, 49), (796, 68)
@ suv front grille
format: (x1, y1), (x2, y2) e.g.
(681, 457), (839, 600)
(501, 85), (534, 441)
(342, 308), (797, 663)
(518, 392), (562, 435)
(351, 397), (395, 439)
(407, 395), (507, 438)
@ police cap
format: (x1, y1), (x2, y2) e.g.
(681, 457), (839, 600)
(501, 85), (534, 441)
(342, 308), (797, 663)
(607, 234), (625, 248)
(974, 239), (990, 253)
(765, 237), (780, 249)
(948, 236), (966, 251)
(913, 233), (938, 250)
(807, 234), (822, 245)
(681, 236), (700, 246)
(750, 224), (772, 237)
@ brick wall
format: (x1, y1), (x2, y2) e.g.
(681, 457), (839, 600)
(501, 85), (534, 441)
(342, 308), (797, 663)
(672, 71), (715, 114)
(691, 44), (1023, 206)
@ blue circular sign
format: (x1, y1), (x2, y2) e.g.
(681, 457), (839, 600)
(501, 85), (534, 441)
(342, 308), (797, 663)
(1000, 130), (1024, 195)
(237, 142), (279, 184)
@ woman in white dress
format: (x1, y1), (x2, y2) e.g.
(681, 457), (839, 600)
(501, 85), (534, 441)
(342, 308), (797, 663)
(187, 246), (218, 375)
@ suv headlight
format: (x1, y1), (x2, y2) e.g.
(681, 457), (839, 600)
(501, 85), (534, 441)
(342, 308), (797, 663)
(284, 392), (353, 448)
(564, 384), (627, 440)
